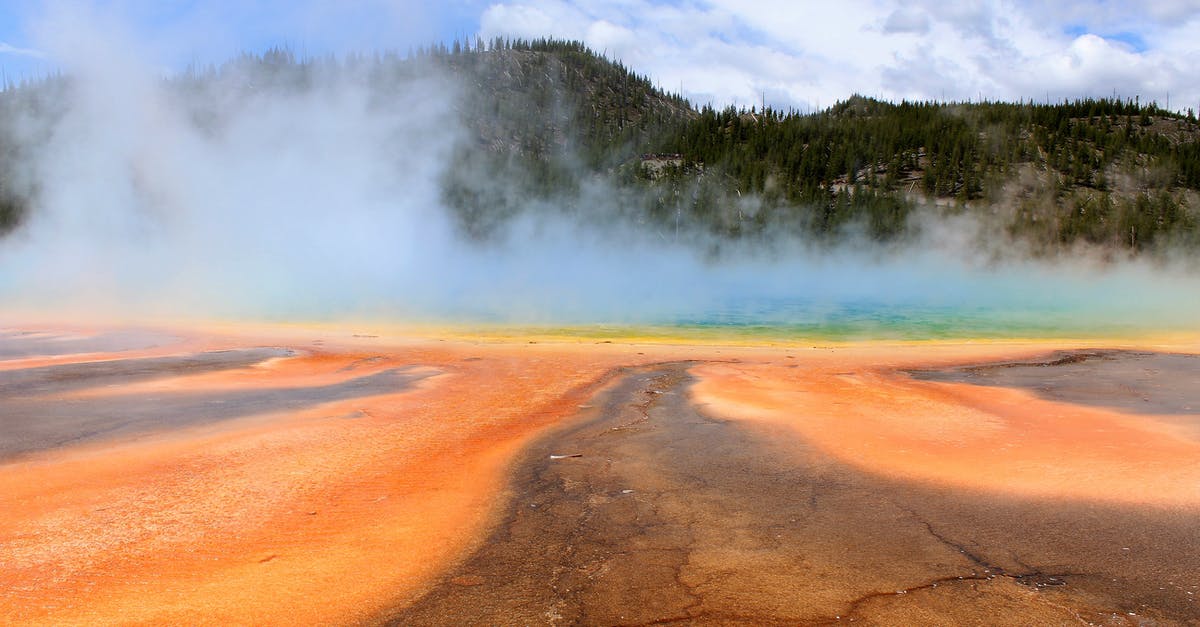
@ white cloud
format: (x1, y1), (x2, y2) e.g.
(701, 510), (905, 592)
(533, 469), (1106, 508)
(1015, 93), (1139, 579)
(480, 2), (567, 38)
(1025, 0), (1200, 33)
(585, 19), (636, 53)
(0, 42), (44, 58)
(6, 1), (1199, 113)
(882, 8), (931, 35)
(480, 0), (1200, 112)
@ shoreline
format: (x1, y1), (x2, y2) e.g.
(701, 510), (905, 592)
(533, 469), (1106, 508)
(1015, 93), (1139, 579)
(8, 313), (1200, 348)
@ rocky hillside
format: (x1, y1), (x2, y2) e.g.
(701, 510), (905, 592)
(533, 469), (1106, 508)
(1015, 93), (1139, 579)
(429, 40), (1200, 254)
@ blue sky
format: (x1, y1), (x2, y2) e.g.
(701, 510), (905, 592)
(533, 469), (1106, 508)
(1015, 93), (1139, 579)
(2, 1), (1199, 112)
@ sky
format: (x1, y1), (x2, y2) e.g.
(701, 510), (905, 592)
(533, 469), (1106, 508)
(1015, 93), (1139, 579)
(1, 1), (1199, 112)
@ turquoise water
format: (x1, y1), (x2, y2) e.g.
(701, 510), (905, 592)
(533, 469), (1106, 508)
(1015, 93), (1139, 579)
(424, 247), (1200, 341)
(665, 299), (1138, 340)
(456, 297), (1167, 343)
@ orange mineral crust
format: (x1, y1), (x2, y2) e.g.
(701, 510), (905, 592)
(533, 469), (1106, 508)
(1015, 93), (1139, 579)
(0, 328), (669, 625)
(4, 328), (1200, 625)
(691, 342), (1200, 508)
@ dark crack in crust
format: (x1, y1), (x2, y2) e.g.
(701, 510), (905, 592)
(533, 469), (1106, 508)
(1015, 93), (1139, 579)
(378, 361), (1200, 626)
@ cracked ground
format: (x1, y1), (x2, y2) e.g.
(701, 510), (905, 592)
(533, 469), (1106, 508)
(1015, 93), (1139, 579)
(380, 361), (1200, 626)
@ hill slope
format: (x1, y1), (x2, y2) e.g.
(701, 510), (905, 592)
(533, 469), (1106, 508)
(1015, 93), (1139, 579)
(651, 94), (1200, 251)
(1, 39), (1198, 256)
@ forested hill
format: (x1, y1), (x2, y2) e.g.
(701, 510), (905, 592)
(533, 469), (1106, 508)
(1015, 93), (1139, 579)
(655, 95), (1200, 252)
(1, 38), (1199, 255)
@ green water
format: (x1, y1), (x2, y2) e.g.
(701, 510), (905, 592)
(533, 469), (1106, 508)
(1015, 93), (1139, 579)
(452, 299), (1165, 343)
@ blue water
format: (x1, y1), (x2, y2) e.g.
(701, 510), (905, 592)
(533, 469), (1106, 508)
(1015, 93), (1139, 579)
(654, 297), (1149, 340)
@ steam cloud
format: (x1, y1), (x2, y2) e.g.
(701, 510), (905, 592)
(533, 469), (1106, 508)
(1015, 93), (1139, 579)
(1, 8), (1199, 336)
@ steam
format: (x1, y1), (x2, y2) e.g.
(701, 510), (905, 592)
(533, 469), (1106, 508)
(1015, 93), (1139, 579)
(2, 9), (1199, 337)
(2, 7), (463, 321)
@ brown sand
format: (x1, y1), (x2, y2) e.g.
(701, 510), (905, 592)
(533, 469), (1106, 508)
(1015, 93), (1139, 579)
(2, 327), (1199, 625)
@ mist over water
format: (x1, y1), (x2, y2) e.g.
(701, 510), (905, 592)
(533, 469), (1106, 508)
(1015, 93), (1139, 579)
(2, 11), (1199, 338)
